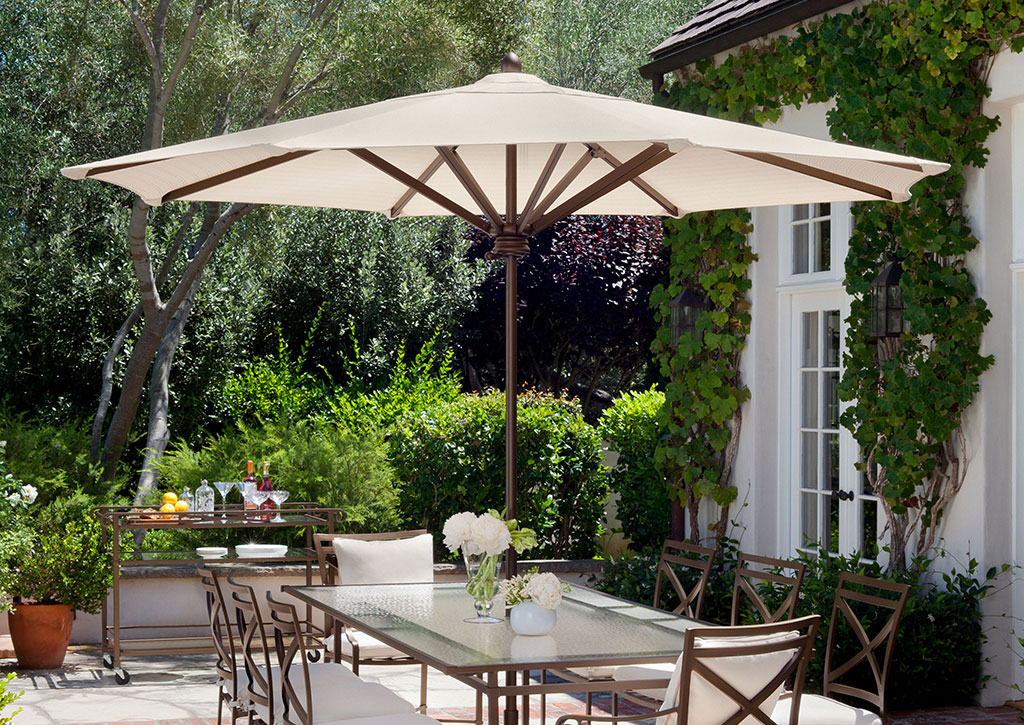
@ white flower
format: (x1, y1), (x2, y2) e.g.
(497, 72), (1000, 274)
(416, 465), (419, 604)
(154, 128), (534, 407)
(443, 511), (479, 554)
(525, 572), (564, 610)
(6, 493), (20, 505)
(471, 513), (512, 557)
(19, 485), (37, 504)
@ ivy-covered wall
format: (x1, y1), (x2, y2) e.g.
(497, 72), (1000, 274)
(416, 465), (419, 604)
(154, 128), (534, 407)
(654, 0), (1023, 566)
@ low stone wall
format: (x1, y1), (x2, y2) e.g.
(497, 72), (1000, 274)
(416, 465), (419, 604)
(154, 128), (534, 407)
(0, 559), (606, 645)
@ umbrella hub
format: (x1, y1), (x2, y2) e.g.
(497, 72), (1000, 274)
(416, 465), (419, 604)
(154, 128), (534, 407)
(486, 234), (530, 260)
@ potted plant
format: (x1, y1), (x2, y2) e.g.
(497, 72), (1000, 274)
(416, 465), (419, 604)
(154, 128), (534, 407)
(0, 515), (111, 670)
(502, 568), (571, 636)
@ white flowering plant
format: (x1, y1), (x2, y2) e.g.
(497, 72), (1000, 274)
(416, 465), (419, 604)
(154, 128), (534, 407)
(442, 509), (537, 558)
(0, 441), (36, 521)
(501, 568), (571, 610)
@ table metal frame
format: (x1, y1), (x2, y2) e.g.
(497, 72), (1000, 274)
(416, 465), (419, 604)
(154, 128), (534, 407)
(284, 582), (686, 725)
(95, 503), (342, 684)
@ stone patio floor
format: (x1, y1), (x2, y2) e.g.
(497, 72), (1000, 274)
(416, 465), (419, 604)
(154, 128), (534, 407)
(0, 646), (1019, 724)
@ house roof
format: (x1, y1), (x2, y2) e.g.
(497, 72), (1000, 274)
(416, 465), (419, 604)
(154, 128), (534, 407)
(640, 0), (851, 87)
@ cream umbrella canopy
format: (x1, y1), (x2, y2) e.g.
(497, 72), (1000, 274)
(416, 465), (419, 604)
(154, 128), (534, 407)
(63, 54), (947, 573)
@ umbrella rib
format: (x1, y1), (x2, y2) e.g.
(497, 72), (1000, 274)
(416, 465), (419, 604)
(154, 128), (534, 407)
(436, 146), (503, 231)
(727, 151), (895, 201)
(527, 144), (676, 234)
(160, 149), (318, 204)
(516, 143), (566, 235)
(349, 148), (491, 233)
(590, 143), (679, 216)
(520, 146), (595, 233)
(389, 152), (446, 218)
(85, 157), (166, 177)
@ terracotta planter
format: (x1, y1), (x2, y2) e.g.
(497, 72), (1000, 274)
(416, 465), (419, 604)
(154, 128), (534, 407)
(8, 602), (73, 669)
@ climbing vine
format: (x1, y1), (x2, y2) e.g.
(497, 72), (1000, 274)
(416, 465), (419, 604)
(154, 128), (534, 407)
(651, 210), (754, 548)
(656, 0), (1023, 567)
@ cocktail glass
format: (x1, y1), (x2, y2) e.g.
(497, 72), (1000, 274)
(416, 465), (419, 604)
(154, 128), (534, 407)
(250, 489), (270, 521)
(242, 482), (258, 519)
(212, 481), (234, 520)
(268, 490), (290, 523)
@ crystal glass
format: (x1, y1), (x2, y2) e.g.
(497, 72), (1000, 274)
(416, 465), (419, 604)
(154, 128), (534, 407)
(242, 482), (258, 519)
(250, 489), (271, 522)
(212, 481), (234, 520)
(268, 490), (290, 523)
(463, 551), (504, 624)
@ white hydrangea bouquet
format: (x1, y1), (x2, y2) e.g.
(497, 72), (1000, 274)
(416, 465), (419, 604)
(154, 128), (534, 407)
(501, 569), (571, 610)
(443, 509), (536, 623)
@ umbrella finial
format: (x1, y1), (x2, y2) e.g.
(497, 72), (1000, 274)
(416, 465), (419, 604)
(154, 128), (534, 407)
(501, 52), (522, 73)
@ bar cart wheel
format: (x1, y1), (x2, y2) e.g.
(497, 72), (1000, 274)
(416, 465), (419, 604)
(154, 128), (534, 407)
(307, 650), (321, 662)
(102, 653), (114, 669)
(114, 668), (131, 685)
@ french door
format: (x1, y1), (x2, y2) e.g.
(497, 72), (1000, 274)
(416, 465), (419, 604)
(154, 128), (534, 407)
(787, 292), (880, 559)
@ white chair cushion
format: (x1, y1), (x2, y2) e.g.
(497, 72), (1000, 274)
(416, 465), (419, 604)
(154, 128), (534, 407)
(612, 660), (674, 699)
(771, 693), (882, 725)
(252, 662), (413, 724)
(652, 631), (800, 725)
(320, 714), (441, 725)
(565, 665), (618, 680)
(323, 631), (409, 660)
(334, 534), (434, 584)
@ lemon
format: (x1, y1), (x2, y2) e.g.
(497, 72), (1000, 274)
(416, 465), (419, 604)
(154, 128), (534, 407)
(162, 491), (178, 506)
(174, 500), (189, 512)
(160, 502), (177, 520)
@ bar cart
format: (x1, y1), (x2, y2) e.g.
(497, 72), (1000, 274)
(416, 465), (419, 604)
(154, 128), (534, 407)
(94, 503), (343, 684)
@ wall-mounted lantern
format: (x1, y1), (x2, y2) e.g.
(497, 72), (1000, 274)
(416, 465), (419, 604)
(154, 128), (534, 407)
(670, 287), (710, 345)
(869, 259), (904, 338)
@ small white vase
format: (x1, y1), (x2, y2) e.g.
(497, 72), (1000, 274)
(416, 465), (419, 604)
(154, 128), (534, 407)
(510, 601), (557, 636)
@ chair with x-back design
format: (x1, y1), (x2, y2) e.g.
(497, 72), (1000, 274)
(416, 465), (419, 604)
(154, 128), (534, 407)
(771, 572), (911, 725)
(653, 539), (717, 619)
(730, 553), (806, 626)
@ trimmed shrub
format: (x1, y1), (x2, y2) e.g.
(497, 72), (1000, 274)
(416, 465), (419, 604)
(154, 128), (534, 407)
(389, 389), (608, 559)
(597, 389), (670, 549)
(592, 548), (990, 708)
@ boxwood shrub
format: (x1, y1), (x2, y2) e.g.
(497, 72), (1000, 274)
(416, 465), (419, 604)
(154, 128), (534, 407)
(597, 389), (670, 550)
(389, 389), (608, 560)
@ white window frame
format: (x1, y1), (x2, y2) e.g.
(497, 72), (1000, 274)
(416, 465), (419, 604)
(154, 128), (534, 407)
(778, 202), (852, 287)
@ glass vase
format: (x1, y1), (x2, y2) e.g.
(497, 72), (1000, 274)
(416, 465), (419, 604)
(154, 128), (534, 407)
(463, 551), (504, 623)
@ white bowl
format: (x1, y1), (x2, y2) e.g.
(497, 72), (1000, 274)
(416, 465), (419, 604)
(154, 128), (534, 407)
(235, 544), (288, 558)
(196, 546), (228, 559)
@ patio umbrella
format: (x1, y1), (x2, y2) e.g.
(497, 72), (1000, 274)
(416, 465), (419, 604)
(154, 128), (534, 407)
(63, 54), (947, 574)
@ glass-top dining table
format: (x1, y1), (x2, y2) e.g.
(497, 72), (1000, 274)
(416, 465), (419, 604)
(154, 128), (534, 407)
(282, 581), (702, 725)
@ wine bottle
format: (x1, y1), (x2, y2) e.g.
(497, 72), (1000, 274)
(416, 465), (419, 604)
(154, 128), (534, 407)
(259, 460), (274, 515)
(243, 460), (257, 512)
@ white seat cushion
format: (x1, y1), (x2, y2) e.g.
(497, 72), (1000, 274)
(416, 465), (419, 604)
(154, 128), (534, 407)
(612, 661), (674, 699)
(565, 665), (618, 680)
(319, 714), (441, 725)
(251, 662), (413, 724)
(647, 631), (801, 725)
(771, 693), (882, 725)
(334, 534), (434, 584)
(323, 631), (409, 660)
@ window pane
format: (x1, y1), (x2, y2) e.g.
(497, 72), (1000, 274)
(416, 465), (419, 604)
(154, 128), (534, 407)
(802, 432), (818, 489)
(816, 202), (831, 218)
(823, 433), (840, 491)
(793, 224), (809, 274)
(816, 220), (831, 272)
(802, 312), (818, 367)
(824, 310), (841, 367)
(827, 493), (840, 554)
(802, 372), (818, 427)
(793, 204), (809, 221)
(861, 499), (879, 559)
(823, 371), (840, 429)
(801, 493), (818, 548)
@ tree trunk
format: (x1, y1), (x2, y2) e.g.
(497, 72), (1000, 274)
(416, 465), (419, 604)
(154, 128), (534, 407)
(91, 303), (142, 460)
(135, 272), (203, 501)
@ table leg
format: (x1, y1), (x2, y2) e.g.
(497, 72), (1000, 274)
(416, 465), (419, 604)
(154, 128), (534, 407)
(488, 672), (500, 725)
(521, 669), (530, 725)
(504, 670), (518, 725)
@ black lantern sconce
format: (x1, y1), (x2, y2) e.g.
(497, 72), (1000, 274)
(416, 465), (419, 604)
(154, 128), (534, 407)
(869, 258), (905, 338)
(670, 287), (710, 345)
